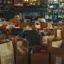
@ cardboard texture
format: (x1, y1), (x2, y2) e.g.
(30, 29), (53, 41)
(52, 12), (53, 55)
(31, 53), (49, 64)
(51, 55), (64, 64)
(51, 47), (64, 64)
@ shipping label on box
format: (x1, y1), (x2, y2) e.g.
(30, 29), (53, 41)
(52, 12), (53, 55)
(56, 56), (62, 64)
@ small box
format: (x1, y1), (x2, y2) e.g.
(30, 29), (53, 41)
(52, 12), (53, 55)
(51, 47), (64, 64)
(51, 55), (64, 64)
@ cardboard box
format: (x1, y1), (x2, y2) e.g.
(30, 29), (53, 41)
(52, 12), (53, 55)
(51, 55), (64, 64)
(16, 55), (28, 64)
(31, 53), (49, 64)
(51, 48), (64, 64)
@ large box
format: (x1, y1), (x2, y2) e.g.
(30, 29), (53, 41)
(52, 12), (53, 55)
(31, 53), (49, 64)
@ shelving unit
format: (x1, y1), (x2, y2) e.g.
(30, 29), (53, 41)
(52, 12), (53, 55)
(0, 0), (14, 21)
(58, 2), (64, 21)
(14, 0), (48, 18)
(47, 0), (64, 22)
(0, 0), (48, 21)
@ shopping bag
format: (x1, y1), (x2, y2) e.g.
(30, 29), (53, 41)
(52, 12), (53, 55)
(0, 41), (15, 64)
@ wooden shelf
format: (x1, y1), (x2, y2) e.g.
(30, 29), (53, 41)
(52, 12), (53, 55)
(14, 6), (47, 11)
(4, 10), (14, 12)
(14, 3), (24, 7)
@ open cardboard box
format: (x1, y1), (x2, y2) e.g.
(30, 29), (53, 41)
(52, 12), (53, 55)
(31, 45), (49, 64)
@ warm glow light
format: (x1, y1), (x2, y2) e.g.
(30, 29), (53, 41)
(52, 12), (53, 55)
(24, 0), (28, 1)
(34, 0), (37, 1)
(23, 0), (37, 2)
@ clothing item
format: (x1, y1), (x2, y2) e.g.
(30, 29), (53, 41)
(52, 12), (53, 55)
(24, 30), (40, 46)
